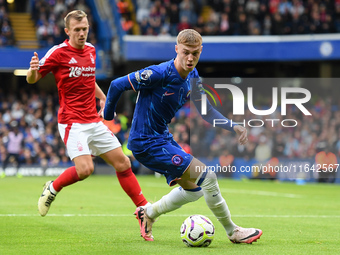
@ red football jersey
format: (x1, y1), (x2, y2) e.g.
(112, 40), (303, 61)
(38, 39), (100, 124)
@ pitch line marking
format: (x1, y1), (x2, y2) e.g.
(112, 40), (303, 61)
(220, 188), (303, 198)
(0, 214), (338, 218)
(145, 183), (303, 198)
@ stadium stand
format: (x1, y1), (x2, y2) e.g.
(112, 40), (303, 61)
(1, 0), (340, 183)
(0, 0), (15, 46)
(134, 0), (340, 36)
(30, 0), (96, 47)
(1, 82), (340, 182)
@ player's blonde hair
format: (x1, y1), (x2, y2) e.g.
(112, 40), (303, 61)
(64, 10), (87, 29)
(176, 29), (202, 46)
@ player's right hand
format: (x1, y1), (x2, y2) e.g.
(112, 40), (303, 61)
(234, 125), (248, 145)
(30, 52), (40, 70)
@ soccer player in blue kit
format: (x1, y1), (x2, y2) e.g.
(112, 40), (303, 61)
(104, 29), (262, 243)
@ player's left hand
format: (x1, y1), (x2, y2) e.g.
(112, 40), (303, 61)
(99, 102), (116, 119)
(98, 98), (106, 118)
(233, 125), (248, 145)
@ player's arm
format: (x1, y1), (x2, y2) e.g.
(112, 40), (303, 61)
(104, 67), (161, 120)
(26, 52), (42, 84)
(193, 94), (248, 145)
(104, 75), (133, 120)
(95, 82), (106, 117)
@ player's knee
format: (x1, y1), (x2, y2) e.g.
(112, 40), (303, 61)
(199, 170), (218, 190)
(76, 163), (94, 179)
(114, 155), (131, 172)
(183, 188), (204, 202)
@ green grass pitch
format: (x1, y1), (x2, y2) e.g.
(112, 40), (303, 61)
(0, 175), (339, 255)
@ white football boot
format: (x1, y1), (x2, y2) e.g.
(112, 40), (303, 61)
(228, 226), (262, 244)
(38, 181), (56, 216)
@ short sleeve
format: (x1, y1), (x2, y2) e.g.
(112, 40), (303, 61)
(38, 46), (59, 78)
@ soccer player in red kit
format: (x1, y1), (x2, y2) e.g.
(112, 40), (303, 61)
(26, 10), (148, 216)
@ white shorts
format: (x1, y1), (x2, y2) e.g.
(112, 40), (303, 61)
(58, 122), (121, 160)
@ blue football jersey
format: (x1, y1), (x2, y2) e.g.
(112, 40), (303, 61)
(104, 59), (236, 154)
(126, 59), (198, 152)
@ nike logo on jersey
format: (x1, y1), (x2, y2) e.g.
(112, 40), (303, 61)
(163, 91), (174, 96)
(69, 57), (77, 64)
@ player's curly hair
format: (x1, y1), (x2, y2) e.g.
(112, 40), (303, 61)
(177, 29), (202, 46)
(64, 10), (87, 29)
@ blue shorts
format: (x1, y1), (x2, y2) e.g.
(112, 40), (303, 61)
(132, 138), (193, 186)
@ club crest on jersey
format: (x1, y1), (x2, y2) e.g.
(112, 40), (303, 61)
(172, 155), (183, 166)
(90, 53), (95, 64)
(141, 70), (153, 80)
(135, 71), (141, 82)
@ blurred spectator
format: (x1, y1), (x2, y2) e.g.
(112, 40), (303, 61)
(0, 19), (14, 46)
(233, 12), (248, 35)
(219, 13), (230, 35)
(167, 3), (180, 35)
(136, 0), (150, 23)
(179, 0), (197, 25)
(121, 15), (134, 34)
(315, 148), (337, 183)
(2, 121), (24, 170)
(272, 133), (285, 157)
(204, 9), (219, 35)
(177, 15), (191, 32)
(255, 135), (272, 162)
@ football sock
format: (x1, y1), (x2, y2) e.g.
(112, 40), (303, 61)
(52, 166), (80, 192)
(146, 186), (203, 219)
(116, 168), (148, 207)
(49, 182), (58, 195)
(200, 170), (237, 236)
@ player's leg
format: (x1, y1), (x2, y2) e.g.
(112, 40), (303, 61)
(100, 147), (148, 207)
(145, 173), (203, 220)
(191, 158), (262, 243)
(38, 123), (93, 216)
(38, 155), (93, 216)
(133, 142), (203, 241)
(91, 121), (148, 207)
(141, 154), (262, 243)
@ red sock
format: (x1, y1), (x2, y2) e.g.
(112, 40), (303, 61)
(116, 168), (148, 207)
(52, 166), (80, 192)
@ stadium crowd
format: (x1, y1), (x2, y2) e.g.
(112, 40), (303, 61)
(1, 85), (340, 171)
(2, 0), (340, 47)
(135, 0), (340, 36)
(31, 0), (97, 47)
(0, 0), (14, 46)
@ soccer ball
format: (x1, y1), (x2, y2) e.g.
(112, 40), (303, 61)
(180, 215), (215, 247)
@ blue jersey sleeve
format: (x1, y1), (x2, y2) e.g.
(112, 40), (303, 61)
(104, 65), (164, 120)
(191, 79), (237, 133)
(128, 65), (164, 91)
(104, 75), (130, 120)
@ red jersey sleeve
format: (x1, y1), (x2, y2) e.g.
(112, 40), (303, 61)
(38, 45), (61, 78)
